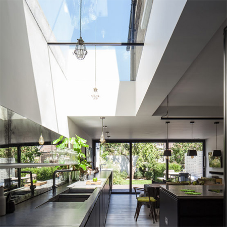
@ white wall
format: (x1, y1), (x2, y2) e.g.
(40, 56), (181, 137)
(135, 0), (187, 114)
(206, 135), (224, 180)
(0, 0), (41, 124)
(68, 118), (92, 149)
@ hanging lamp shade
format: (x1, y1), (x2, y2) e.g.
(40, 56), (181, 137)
(188, 121), (197, 158)
(213, 122), (221, 157)
(187, 150), (197, 157)
(163, 121), (171, 156)
(164, 149), (171, 156)
(213, 150), (222, 157)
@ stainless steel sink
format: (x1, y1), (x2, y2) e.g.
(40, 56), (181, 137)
(49, 194), (90, 202)
(48, 189), (94, 202)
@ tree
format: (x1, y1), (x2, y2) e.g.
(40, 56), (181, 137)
(101, 143), (163, 179)
(169, 142), (203, 169)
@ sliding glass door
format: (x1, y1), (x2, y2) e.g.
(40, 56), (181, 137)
(94, 140), (204, 193)
(96, 142), (130, 193)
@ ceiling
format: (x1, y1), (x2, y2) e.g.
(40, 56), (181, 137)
(69, 116), (223, 140)
(69, 0), (226, 140)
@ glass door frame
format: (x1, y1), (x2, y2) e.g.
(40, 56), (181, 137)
(92, 139), (206, 194)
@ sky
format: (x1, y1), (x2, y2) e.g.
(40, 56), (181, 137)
(38, 0), (131, 81)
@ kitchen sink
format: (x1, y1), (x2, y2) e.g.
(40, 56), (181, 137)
(49, 194), (90, 202)
(48, 188), (94, 202)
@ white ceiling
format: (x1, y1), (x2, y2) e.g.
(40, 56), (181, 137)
(70, 0), (226, 140)
(69, 116), (223, 140)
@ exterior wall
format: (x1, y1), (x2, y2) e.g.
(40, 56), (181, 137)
(206, 135), (224, 180)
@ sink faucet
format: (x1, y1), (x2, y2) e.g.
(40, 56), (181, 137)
(52, 169), (72, 192)
(100, 164), (106, 172)
(21, 171), (36, 197)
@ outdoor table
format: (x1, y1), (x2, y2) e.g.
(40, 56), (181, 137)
(168, 172), (180, 181)
(11, 177), (29, 186)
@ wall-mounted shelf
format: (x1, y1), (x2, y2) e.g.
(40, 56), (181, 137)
(0, 163), (76, 169)
(209, 171), (224, 175)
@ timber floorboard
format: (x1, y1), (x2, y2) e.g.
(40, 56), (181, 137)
(106, 194), (159, 227)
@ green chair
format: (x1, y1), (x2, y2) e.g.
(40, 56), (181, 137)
(133, 187), (157, 223)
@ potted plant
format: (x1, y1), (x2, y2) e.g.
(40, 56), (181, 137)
(53, 135), (90, 180)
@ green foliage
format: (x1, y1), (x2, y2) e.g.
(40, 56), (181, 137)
(20, 146), (41, 163)
(169, 163), (182, 172)
(170, 142), (203, 167)
(144, 171), (153, 180)
(153, 163), (182, 181)
(0, 146), (42, 163)
(113, 171), (124, 185)
(53, 135), (90, 172)
(120, 171), (128, 179)
(134, 171), (143, 179)
(0, 147), (18, 159)
(21, 166), (63, 181)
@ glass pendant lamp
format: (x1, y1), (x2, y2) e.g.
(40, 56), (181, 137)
(187, 121), (197, 159)
(100, 117), (106, 144)
(91, 46), (99, 100)
(73, 0), (87, 60)
(163, 121), (171, 157)
(213, 122), (222, 157)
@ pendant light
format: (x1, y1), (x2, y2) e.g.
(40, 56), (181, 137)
(100, 117), (106, 144)
(73, 0), (87, 60)
(39, 126), (44, 145)
(163, 121), (171, 157)
(187, 121), (197, 159)
(91, 46), (99, 100)
(213, 122), (222, 157)
(106, 132), (110, 139)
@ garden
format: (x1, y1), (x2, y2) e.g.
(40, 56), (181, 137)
(99, 142), (203, 185)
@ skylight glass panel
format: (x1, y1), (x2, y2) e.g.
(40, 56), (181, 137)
(37, 0), (131, 43)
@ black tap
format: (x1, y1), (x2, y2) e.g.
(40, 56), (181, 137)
(52, 169), (72, 192)
(21, 171), (36, 197)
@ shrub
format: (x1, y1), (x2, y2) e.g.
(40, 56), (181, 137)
(144, 171), (153, 180)
(134, 171), (143, 179)
(169, 163), (182, 172)
(120, 171), (128, 179)
(113, 170), (123, 185)
(21, 166), (63, 181)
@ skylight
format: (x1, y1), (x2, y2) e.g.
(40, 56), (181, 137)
(35, 0), (131, 81)
(38, 0), (131, 43)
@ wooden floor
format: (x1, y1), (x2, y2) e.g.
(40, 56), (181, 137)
(105, 194), (159, 227)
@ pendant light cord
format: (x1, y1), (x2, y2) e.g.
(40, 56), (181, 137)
(166, 122), (169, 149)
(80, 0), (82, 38)
(95, 46), (96, 88)
(216, 123), (217, 150)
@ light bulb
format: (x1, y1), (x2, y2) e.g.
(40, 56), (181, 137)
(100, 132), (105, 144)
(91, 87), (99, 100)
(39, 133), (44, 145)
(191, 156), (194, 159)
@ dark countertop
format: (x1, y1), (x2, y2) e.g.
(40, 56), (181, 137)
(0, 170), (112, 227)
(161, 185), (224, 199)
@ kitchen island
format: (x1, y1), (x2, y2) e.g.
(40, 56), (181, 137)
(0, 170), (112, 227)
(160, 185), (223, 227)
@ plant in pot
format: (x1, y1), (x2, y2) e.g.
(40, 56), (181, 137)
(53, 135), (90, 181)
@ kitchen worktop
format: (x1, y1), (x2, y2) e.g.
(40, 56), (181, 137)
(161, 184), (224, 199)
(0, 170), (112, 227)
